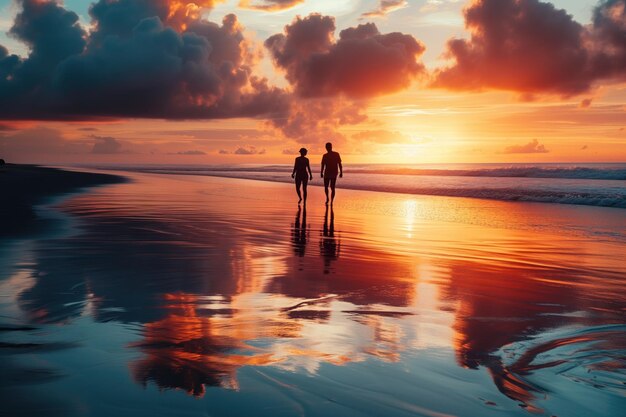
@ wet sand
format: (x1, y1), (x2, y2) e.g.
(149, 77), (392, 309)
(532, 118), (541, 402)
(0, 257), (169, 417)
(1, 170), (624, 417)
(0, 164), (123, 236)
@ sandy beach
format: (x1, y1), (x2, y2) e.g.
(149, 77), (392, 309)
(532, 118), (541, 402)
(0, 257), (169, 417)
(0, 164), (123, 236)
(1, 168), (625, 417)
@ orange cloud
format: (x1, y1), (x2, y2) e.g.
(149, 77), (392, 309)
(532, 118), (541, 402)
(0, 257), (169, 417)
(263, 14), (427, 144)
(166, 0), (226, 30)
(238, 0), (304, 12)
(361, 0), (408, 18)
(433, 0), (626, 96)
(266, 14), (426, 99)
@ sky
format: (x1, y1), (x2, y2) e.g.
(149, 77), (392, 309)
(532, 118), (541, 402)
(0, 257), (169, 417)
(0, 0), (624, 164)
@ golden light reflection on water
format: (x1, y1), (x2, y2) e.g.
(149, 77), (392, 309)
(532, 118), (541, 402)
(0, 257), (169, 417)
(8, 173), (626, 410)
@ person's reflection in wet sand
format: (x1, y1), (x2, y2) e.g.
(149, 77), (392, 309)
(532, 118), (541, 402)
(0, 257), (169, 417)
(292, 205), (308, 257)
(320, 205), (340, 274)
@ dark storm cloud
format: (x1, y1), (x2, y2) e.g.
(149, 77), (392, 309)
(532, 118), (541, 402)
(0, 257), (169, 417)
(265, 14), (426, 98)
(0, 0), (289, 121)
(590, 0), (626, 82)
(433, 0), (626, 96)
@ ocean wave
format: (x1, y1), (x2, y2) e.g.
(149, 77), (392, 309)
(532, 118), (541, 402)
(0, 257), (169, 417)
(103, 165), (626, 180)
(349, 166), (626, 180)
(333, 184), (626, 209)
(89, 164), (626, 209)
(133, 171), (626, 209)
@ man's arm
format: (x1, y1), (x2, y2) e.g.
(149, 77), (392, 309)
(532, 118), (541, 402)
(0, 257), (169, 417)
(307, 159), (313, 179)
(338, 154), (343, 178)
(291, 158), (297, 178)
(320, 155), (326, 178)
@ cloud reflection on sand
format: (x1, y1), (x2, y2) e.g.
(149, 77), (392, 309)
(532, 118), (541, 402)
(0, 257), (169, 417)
(4, 173), (625, 414)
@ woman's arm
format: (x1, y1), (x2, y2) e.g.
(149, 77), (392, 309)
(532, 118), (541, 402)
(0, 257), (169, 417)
(292, 158), (297, 178)
(307, 159), (312, 179)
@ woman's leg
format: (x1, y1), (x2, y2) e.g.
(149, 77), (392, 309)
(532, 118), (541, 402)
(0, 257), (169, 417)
(302, 178), (308, 202)
(295, 178), (302, 202)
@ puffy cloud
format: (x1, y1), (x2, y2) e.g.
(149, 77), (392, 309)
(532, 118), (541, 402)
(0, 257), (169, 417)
(233, 145), (265, 154)
(590, 0), (626, 81)
(0, 0), (289, 121)
(263, 14), (426, 144)
(361, 0), (408, 18)
(503, 139), (549, 154)
(217, 146), (266, 155)
(9, 0), (86, 62)
(579, 98), (593, 108)
(433, 0), (592, 96)
(1, 0), (87, 116)
(238, 0), (304, 11)
(434, 0), (626, 96)
(0, 4), (427, 149)
(88, 0), (226, 35)
(91, 135), (124, 154)
(265, 14), (426, 98)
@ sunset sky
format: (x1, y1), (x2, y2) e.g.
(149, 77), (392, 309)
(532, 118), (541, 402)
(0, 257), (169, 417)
(0, 0), (624, 164)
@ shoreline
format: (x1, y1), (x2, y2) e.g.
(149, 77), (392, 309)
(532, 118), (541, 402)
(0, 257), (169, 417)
(81, 165), (626, 210)
(0, 164), (125, 236)
(71, 168), (626, 245)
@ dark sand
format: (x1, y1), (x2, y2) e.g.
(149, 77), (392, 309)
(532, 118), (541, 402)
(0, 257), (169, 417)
(0, 164), (124, 236)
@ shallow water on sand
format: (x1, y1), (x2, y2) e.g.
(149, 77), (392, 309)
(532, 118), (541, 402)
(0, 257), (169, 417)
(1, 172), (625, 417)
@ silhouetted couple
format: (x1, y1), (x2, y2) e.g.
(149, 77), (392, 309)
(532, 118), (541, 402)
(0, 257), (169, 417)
(291, 142), (343, 205)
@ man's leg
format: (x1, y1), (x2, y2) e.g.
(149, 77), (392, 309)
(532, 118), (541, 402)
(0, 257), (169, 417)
(330, 178), (337, 203)
(324, 177), (330, 203)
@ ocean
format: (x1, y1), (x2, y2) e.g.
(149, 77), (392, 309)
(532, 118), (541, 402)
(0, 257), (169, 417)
(86, 163), (626, 209)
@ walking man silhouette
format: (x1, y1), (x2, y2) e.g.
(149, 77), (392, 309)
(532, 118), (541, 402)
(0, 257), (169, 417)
(320, 142), (342, 205)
